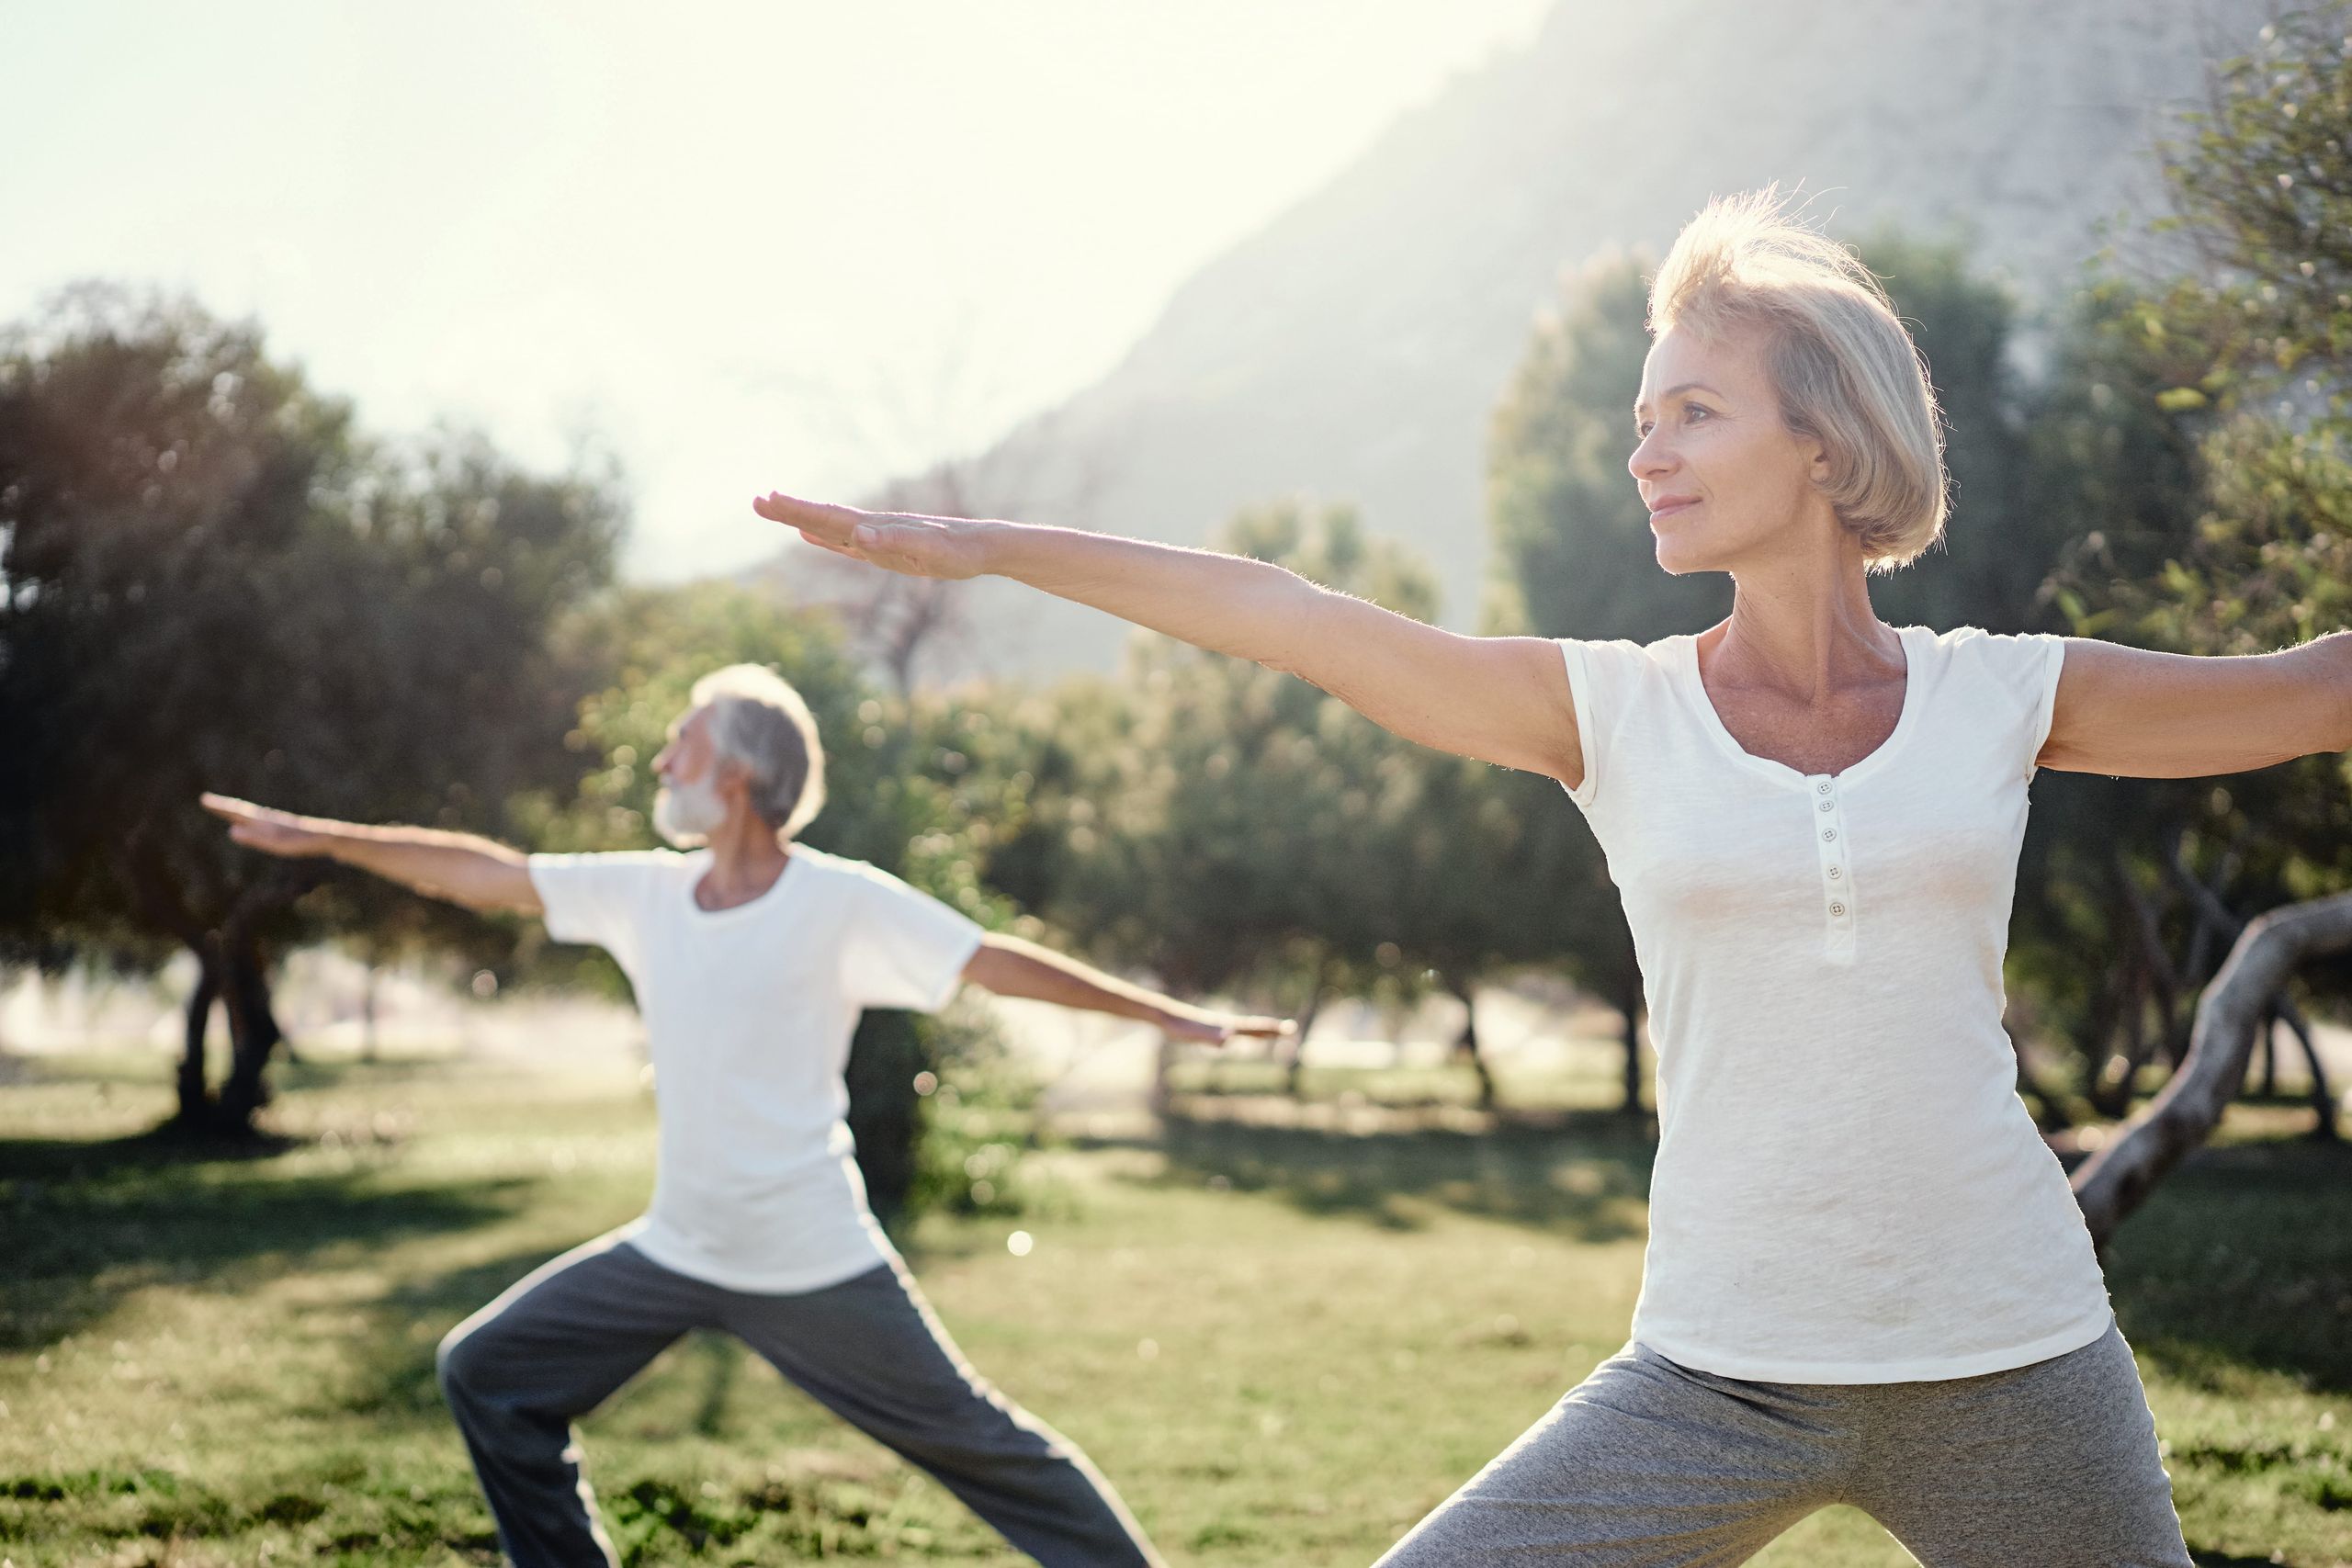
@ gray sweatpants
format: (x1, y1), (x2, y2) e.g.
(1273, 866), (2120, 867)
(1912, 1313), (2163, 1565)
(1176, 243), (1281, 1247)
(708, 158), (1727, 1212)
(1376, 1325), (2189, 1567)
(435, 1232), (1161, 1568)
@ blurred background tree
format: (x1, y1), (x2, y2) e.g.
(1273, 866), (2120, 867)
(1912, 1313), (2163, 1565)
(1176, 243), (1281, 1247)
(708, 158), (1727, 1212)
(2039, 3), (2352, 1139)
(0, 288), (621, 1135)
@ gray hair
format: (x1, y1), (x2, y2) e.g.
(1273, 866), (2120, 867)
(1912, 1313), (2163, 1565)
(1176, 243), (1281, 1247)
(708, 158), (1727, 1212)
(1648, 187), (1948, 570)
(688, 663), (828, 839)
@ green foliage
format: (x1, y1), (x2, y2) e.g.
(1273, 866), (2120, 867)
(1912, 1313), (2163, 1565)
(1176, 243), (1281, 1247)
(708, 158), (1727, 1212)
(2040, 2), (2352, 1032)
(1035, 500), (1441, 1010)
(907, 1004), (1041, 1220)
(0, 287), (622, 1130)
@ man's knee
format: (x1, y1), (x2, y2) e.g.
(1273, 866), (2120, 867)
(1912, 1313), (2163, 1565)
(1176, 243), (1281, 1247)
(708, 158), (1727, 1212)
(436, 1317), (502, 1404)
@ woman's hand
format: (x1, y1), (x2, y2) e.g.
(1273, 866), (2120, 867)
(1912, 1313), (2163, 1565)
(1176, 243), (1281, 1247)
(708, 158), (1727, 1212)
(752, 490), (1584, 784)
(752, 493), (990, 581)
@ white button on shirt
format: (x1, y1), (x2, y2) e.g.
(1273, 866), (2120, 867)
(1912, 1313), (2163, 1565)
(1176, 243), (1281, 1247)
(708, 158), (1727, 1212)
(1556, 625), (2112, 1383)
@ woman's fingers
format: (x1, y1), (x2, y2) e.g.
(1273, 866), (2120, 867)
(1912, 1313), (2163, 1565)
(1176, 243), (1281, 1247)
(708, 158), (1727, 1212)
(796, 528), (868, 563)
(198, 792), (258, 821)
(753, 491), (865, 548)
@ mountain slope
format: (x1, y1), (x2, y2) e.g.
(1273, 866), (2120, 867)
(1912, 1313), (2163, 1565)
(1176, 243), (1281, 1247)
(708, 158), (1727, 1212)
(865, 0), (2271, 678)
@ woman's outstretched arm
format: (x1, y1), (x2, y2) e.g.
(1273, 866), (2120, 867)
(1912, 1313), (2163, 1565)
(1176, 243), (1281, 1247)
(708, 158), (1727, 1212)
(752, 493), (1585, 784)
(2040, 633), (2352, 778)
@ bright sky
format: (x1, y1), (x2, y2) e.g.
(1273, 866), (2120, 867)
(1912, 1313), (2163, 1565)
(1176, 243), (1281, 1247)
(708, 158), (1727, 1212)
(2, 1), (1552, 580)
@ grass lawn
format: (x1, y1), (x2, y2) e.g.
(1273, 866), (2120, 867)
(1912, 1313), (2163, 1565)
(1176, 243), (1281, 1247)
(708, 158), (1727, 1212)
(2, 1050), (2348, 1566)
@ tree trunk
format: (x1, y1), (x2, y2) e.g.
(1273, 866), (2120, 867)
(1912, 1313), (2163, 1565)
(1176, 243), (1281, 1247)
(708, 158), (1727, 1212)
(1449, 978), (1495, 1111)
(362, 963), (379, 1063)
(175, 951), (220, 1127)
(2116, 861), (2188, 1069)
(2007, 1025), (2075, 1134)
(2073, 890), (2352, 1248)
(1149, 1032), (1177, 1121)
(1618, 991), (1636, 1114)
(215, 942), (285, 1131)
(2272, 999), (2340, 1141)
(1283, 976), (1329, 1099)
(2088, 953), (2153, 1121)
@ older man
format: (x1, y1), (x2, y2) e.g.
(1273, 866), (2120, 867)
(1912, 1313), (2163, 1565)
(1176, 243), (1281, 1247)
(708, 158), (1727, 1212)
(202, 663), (1283, 1568)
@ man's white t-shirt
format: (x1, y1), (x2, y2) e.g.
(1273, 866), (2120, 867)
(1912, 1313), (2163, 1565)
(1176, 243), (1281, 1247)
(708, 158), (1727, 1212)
(528, 844), (984, 1293)
(1557, 624), (2114, 1382)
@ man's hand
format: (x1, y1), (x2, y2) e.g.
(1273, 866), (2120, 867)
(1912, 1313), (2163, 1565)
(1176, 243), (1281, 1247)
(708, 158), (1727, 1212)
(200, 794), (338, 858)
(1161, 1010), (1296, 1048)
(198, 793), (541, 914)
(962, 934), (1296, 1045)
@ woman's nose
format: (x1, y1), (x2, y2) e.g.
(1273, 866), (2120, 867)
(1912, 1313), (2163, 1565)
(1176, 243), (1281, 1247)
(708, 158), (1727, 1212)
(1628, 427), (1678, 484)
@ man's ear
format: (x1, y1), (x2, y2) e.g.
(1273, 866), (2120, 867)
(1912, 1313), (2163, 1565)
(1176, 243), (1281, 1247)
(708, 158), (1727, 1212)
(714, 755), (757, 810)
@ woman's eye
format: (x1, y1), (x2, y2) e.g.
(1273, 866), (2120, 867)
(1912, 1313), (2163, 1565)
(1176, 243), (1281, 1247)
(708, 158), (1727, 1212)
(1685, 404), (1713, 423)
(1634, 421), (1654, 439)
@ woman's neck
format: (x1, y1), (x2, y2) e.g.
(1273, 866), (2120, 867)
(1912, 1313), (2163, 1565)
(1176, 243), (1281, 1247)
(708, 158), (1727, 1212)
(1712, 538), (1898, 699)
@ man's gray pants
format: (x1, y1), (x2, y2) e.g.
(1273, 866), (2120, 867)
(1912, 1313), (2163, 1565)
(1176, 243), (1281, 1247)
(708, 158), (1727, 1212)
(1375, 1324), (2190, 1567)
(436, 1232), (1161, 1568)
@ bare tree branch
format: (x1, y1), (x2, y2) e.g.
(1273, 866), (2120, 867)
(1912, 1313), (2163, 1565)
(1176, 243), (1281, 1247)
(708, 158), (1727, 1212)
(2073, 890), (2352, 1248)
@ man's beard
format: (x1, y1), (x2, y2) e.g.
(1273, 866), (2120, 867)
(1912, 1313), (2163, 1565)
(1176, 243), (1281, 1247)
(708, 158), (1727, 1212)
(652, 774), (728, 847)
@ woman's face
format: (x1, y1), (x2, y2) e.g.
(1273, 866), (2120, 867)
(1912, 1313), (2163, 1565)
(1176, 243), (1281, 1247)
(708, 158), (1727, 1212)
(1628, 321), (1830, 576)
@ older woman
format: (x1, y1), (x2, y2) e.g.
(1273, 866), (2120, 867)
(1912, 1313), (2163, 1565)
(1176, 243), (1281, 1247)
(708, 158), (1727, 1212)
(754, 191), (2348, 1566)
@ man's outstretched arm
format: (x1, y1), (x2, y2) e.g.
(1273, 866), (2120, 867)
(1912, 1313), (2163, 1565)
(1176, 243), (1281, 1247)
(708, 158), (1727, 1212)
(199, 794), (543, 915)
(961, 933), (1291, 1045)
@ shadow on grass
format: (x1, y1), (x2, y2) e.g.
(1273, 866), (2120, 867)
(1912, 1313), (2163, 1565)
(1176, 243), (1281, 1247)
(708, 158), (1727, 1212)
(331, 1236), (645, 1421)
(0, 1129), (535, 1352)
(2105, 1137), (2352, 1398)
(1144, 1107), (1656, 1243)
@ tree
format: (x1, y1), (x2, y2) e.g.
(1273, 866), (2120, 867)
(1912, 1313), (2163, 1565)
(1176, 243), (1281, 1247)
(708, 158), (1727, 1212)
(2052, 3), (2352, 1169)
(0, 288), (621, 1134)
(1021, 502), (1439, 1098)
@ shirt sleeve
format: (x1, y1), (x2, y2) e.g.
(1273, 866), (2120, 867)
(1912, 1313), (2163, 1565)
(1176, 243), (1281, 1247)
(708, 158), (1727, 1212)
(839, 863), (987, 1012)
(2022, 632), (2069, 780)
(1555, 637), (1646, 810)
(527, 852), (673, 953)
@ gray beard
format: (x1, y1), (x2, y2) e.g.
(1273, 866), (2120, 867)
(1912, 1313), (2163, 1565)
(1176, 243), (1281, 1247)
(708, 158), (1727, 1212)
(652, 779), (727, 847)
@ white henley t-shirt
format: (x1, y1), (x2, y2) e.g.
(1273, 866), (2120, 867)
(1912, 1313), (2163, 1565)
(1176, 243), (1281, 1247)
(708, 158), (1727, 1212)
(1558, 624), (2114, 1382)
(528, 845), (983, 1294)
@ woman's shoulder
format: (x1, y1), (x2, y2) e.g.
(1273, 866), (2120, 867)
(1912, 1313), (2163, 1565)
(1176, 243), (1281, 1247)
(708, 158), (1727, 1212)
(1557, 629), (1695, 669)
(1915, 623), (2066, 648)
(1910, 625), (2069, 714)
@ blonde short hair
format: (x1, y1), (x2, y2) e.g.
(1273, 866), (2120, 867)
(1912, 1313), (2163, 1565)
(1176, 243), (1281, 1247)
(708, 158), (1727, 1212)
(1648, 188), (1947, 570)
(689, 664), (828, 839)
